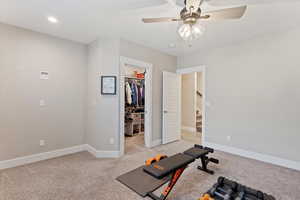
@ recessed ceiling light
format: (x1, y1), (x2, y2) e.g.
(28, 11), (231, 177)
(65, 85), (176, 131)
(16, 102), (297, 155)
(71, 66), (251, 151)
(47, 16), (58, 24)
(169, 43), (176, 48)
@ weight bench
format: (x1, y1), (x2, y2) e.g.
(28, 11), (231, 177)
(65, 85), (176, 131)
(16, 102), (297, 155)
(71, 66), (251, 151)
(184, 144), (219, 175)
(117, 144), (219, 200)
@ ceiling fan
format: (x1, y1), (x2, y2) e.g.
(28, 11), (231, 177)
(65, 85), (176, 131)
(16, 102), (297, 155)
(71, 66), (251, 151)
(142, 0), (247, 41)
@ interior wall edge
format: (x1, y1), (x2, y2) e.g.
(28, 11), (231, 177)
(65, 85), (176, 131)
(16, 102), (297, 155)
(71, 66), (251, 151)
(85, 144), (120, 158)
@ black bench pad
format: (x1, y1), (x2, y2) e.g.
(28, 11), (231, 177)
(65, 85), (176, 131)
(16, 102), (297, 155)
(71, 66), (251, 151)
(184, 147), (209, 159)
(116, 166), (171, 197)
(143, 153), (195, 179)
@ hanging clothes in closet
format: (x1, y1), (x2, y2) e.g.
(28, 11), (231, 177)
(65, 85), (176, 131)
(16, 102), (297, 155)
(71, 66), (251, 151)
(125, 82), (132, 105)
(125, 78), (145, 107)
(139, 80), (145, 106)
(124, 77), (145, 137)
(130, 81), (138, 106)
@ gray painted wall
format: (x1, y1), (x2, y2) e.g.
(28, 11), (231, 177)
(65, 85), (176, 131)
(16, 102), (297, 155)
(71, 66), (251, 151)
(120, 40), (177, 142)
(178, 29), (300, 162)
(86, 39), (177, 151)
(0, 23), (88, 161)
(86, 38), (120, 151)
(0, 24), (177, 161)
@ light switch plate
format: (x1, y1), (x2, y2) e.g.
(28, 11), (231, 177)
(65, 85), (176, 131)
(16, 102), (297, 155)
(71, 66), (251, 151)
(40, 71), (49, 80)
(40, 140), (45, 146)
(40, 100), (46, 106)
(109, 138), (115, 145)
(227, 136), (231, 142)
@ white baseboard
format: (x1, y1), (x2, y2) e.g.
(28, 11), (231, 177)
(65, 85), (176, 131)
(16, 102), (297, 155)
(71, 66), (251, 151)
(0, 145), (86, 170)
(182, 126), (196, 132)
(204, 142), (300, 171)
(0, 144), (122, 170)
(85, 144), (120, 158)
(150, 139), (162, 148)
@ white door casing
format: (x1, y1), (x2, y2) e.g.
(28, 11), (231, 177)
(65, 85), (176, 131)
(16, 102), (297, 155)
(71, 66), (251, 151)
(162, 71), (181, 144)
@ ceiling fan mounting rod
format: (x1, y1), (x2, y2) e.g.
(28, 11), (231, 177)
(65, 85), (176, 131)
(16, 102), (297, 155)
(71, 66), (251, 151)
(189, 6), (194, 17)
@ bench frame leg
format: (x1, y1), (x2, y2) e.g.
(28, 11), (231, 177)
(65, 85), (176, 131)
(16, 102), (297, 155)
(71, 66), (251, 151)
(147, 167), (186, 200)
(197, 156), (219, 175)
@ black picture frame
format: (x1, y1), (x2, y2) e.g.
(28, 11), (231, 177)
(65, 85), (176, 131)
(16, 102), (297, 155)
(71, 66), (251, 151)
(101, 76), (117, 95)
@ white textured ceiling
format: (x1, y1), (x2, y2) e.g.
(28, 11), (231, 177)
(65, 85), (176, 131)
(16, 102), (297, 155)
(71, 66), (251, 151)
(0, 0), (299, 56)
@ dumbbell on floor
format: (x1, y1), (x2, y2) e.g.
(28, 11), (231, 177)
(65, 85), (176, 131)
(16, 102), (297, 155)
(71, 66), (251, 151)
(199, 194), (214, 200)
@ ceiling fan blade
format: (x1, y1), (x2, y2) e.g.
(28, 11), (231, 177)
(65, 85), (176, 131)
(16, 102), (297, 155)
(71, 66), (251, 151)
(201, 6), (247, 21)
(142, 17), (182, 23)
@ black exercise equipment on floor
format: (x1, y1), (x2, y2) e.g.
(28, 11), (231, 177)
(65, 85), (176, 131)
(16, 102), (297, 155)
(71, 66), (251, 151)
(117, 144), (219, 200)
(200, 177), (276, 200)
(184, 144), (219, 175)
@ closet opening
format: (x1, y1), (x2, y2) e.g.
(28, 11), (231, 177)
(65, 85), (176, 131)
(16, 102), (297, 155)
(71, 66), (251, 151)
(120, 57), (153, 156)
(124, 70), (145, 153)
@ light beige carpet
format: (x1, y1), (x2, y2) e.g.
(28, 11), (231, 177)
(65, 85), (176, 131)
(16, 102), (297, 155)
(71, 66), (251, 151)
(125, 134), (145, 155)
(181, 131), (201, 144)
(1, 140), (299, 200)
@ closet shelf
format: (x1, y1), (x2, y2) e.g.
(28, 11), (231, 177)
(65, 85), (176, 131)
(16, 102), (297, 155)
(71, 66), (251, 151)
(125, 76), (144, 80)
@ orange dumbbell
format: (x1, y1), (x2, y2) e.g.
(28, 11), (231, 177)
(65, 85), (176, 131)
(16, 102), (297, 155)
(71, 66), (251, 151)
(155, 154), (167, 162)
(145, 157), (157, 166)
(145, 154), (168, 166)
(199, 194), (214, 200)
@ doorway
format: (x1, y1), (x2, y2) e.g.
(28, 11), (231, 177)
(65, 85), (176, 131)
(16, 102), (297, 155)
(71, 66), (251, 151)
(180, 72), (203, 144)
(119, 57), (153, 156)
(177, 66), (206, 145)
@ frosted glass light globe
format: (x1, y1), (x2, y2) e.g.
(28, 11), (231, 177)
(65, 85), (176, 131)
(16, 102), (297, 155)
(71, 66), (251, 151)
(178, 24), (192, 41)
(191, 23), (205, 40)
(178, 23), (205, 41)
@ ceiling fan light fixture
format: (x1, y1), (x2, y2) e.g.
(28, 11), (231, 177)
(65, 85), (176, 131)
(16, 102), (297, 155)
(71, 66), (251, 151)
(178, 24), (192, 41)
(47, 16), (58, 24)
(178, 22), (205, 41)
(191, 23), (205, 39)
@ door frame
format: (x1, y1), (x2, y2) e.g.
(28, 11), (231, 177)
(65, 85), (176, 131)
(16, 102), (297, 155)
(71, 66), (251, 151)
(176, 65), (206, 145)
(119, 56), (153, 156)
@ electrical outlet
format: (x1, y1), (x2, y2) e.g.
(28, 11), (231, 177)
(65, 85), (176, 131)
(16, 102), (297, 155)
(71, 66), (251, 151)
(40, 100), (46, 106)
(109, 138), (114, 145)
(227, 136), (231, 142)
(40, 140), (45, 146)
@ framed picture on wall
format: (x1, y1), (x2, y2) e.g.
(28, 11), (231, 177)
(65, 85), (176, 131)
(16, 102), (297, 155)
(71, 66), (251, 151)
(101, 76), (117, 95)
